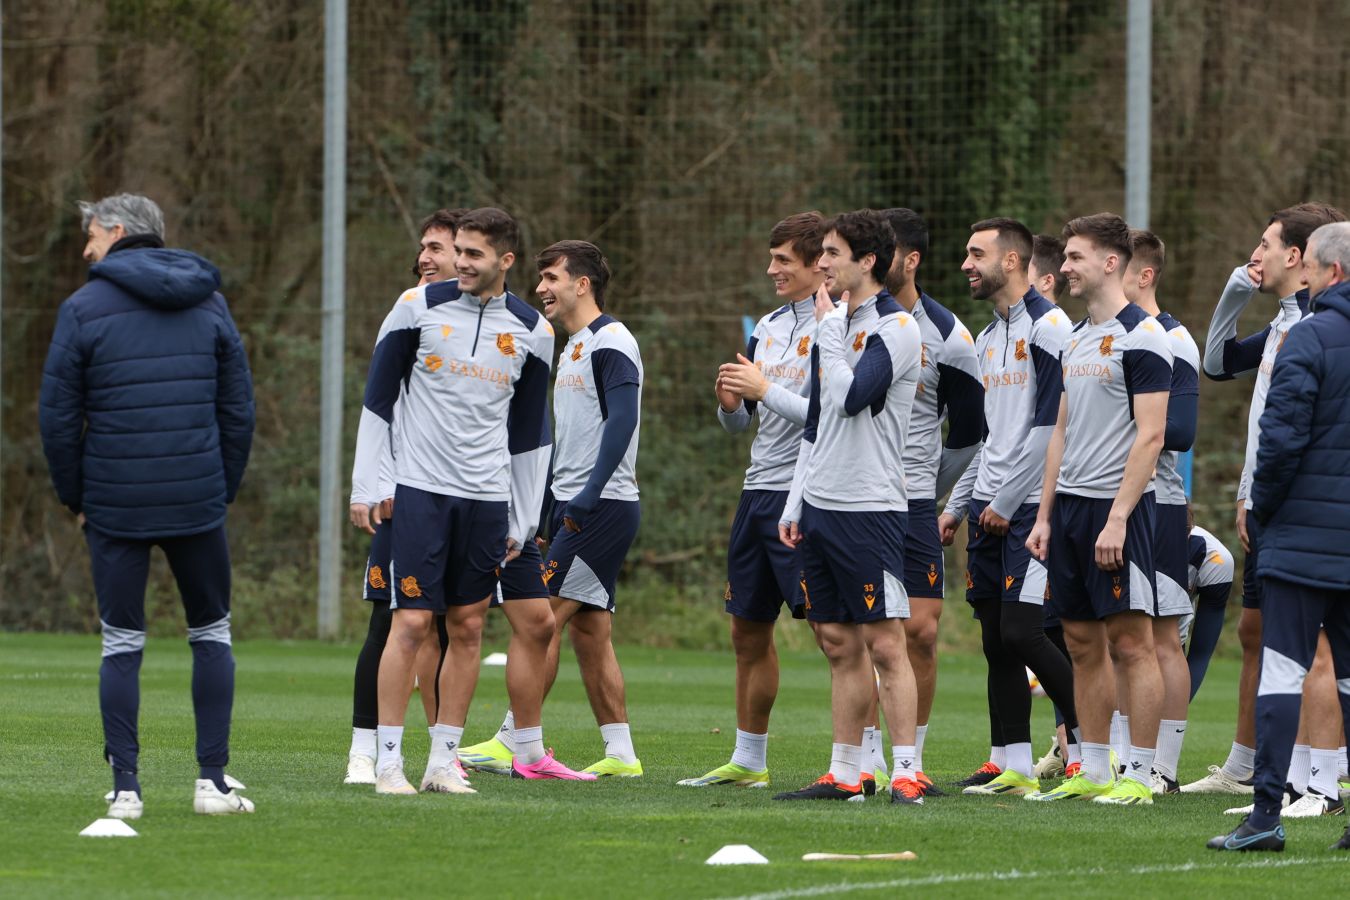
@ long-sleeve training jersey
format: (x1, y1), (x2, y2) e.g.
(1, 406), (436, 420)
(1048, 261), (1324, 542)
(350, 279), (554, 547)
(1154, 311), (1201, 506)
(718, 296), (820, 491)
(1201, 265), (1309, 509)
(782, 291), (922, 522)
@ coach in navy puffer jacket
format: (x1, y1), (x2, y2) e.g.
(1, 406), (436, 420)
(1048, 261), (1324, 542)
(1251, 247), (1350, 590)
(38, 236), (255, 539)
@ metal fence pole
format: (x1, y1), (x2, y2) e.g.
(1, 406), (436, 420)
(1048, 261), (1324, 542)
(1125, 0), (1151, 231)
(318, 0), (347, 638)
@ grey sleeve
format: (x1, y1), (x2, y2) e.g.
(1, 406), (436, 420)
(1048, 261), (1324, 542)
(942, 446), (981, 520)
(759, 382), (809, 427)
(717, 401), (752, 434)
(936, 441), (982, 505)
(989, 424), (1053, 520)
(1202, 266), (1259, 379)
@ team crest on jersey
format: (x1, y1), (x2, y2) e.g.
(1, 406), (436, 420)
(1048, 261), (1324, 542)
(571, 342), (584, 361)
(863, 582), (876, 610)
(1111, 576), (1122, 600)
(927, 564), (938, 588)
(424, 354), (444, 372)
(1015, 338), (1028, 361)
(1099, 335), (1114, 356)
(441, 325), (453, 339)
(797, 336), (810, 356)
(497, 333), (516, 357)
(852, 331), (867, 352)
(368, 566), (387, 590)
(400, 575), (422, 598)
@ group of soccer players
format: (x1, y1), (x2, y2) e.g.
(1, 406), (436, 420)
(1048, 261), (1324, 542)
(340, 202), (1350, 843)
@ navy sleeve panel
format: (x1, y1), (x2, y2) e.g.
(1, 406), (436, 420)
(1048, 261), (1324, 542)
(1251, 328), (1319, 523)
(1123, 348), (1173, 398)
(1211, 328), (1268, 382)
(38, 302), (88, 512)
(743, 334), (760, 418)
(1029, 343), (1063, 427)
(843, 333), (894, 417)
(213, 299), (256, 502)
(803, 344), (821, 443)
(362, 328), (419, 423)
(1163, 393), (1198, 452)
(507, 353), (553, 455)
(591, 347), (641, 419)
(937, 362), (985, 449)
(578, 382), (639, 500)
(1185, 588), (1229, 700)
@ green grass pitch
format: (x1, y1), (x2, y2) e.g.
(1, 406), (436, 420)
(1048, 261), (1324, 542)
(1, 632), (1347, 897)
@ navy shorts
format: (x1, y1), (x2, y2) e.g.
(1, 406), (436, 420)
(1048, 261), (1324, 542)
(965, 499), (1048, 608)
(1242, 514), (1263, 610)
(390, 485), (507, 613)
(493, 539), (550, 606)
(725, 489), (805, 622)
(1047, 492), (1157, 622)
(363, 519), (393, 601)
(902, 498), (944, 600)
(1154, 502), (1191, 617)
(545, 498), (641, 612)
(799, 503), (909, 624)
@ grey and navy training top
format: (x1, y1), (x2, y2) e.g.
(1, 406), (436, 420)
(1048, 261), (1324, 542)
(1153, 311), (1200, 506)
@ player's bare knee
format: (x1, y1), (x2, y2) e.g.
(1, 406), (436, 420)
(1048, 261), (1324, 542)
(1238, 610), (1262, 654)
(730, 618), (774, 661)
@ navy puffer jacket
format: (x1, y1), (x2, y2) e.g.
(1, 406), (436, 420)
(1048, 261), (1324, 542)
(39, 243), (255, 539)
(1252, 279), (1350, 590)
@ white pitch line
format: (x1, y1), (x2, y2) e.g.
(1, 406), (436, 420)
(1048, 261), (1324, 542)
(714, 855), (1350, 900)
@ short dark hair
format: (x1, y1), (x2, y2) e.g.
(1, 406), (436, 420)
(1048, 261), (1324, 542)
(1031, 233), (1068, 297)
(1269, 202), (1348, 255)
(970, 217), (1034, 272)
(1062, 213), (1133, 269)
(1128, 229), (1166, 287)
(769, 211), (825, 265)
(537, 240), (612, 308)
(420, 207), (469, 237)
(824, 209), (896, 287)
(456, 207), (520, 256)
(881, 208), (929, 263)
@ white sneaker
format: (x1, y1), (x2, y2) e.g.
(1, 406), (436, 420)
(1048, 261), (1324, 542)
(1180, 764), (1254, 794)
(344, 753), (376, 785)
(421, 762), (476, 794)
(107, 791), (143, 820)
(106, 773), (244, 802)
(1149, 769), (1180, 795)
(1283, 788), (1345, 818)
(374, 764), (417, 795)
(1033, 736), (1065, 779)
(193, 779), (255, 815)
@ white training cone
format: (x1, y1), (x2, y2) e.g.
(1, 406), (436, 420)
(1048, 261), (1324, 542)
(482, 652), (509, 667)
(80, 818), (139, 838)
(706, 844), (769, 865)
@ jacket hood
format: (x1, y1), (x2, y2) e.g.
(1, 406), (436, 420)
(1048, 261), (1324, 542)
(1313, 280), (1350, 317)
(91, 248), (222, 310)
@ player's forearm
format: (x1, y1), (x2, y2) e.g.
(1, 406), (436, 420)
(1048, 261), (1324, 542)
(1202, 266), (1259, 379)
(936, 441), (981, 503)
(781, 438), (813, 525)
(942, 447), (981, 520)
(350, 407), (392, 505)
(717, 400), (752, 433)
(1034, 422), (1066, 523)
(577, 385), (639, 502)
(759, 383), (809, 427)
(1109, 425), (1164, 524)
(990, 424), (1052, 520)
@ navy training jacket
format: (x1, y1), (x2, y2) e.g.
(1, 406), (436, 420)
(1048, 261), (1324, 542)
(39, 243), (255, 539)
(1252, 279), (1350, 590)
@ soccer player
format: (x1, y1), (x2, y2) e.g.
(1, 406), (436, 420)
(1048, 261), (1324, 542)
(676, 212), (827, 789)
(879, 207), (983, 793)
(1029, 234), (1068, 306)
(1025, 212), (1171, 806)
(461, 240), (644, 779)
(939, 218), (1080, 796)
(40, 193), (256, 818)
(349, 207), (560, 794)
(773, 209), (926, 805)
(1178, 523), (1236, 699)
(1209, 220), (1350, 852)
(1187, 202), (1348, 796)
(1120, 229), (1201, 794)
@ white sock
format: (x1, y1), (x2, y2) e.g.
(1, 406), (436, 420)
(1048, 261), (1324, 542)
(1222, 741), (1255, 779)
(514, 725), (545, 765)
(990, 745), (1007, 770)
(350, 727), (376, 758)
(1109, 711), (1122, 756)
(1309, 747), (1339, 798)
(427, 723), (464, 770)
(1339, 746), (1348, 779)
(1066, 727), (1083, 766)
(864, 727), (887, 776)
(1082, 742), (1112, 784)
(1289, 744), (1312, 794)
(1116, 715), (1131, 767)
(1125, 744), (1156, 785)
(828, 742), (863, 785)
(914, 724), (928, 772)
(892, 745), (917, 780)
(730, 729), (768, 771)
(376, 725), (404, 774)
(1006, 741), (1033, 778)
(599, 722), (637, 764)
(1153, 719), (1186, 780)
(498, 710), (518, 752)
